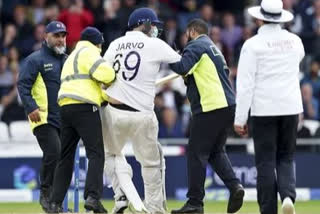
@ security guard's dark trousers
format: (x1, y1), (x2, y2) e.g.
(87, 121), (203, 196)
(252, 115), (298, 214)
(50, 104), (105, 203)
(33, 124), (61, 193)
(187, 106), (240, 206)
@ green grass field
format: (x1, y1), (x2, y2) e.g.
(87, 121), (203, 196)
(0, 200), (319, 214)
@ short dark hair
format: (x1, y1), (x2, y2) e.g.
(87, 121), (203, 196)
(187, 19), (209, 35)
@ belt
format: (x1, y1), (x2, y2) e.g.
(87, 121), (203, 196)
(61, 103), (99, 112)
(110, 103), (139, 112)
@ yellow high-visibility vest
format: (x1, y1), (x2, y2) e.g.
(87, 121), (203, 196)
(58, 41), (115, 107)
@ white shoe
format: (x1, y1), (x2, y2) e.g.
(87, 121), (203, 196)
(128, 203), (149, 214)
(112, 195), (129, 214)
(282, 197), (295, 214)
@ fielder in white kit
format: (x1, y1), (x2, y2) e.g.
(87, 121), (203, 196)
(100, 7), (181, 214)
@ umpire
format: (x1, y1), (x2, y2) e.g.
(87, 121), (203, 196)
(169, 19), (244, 214)
(18, 21), (67, 212)
(47, 27), (115, 213)
(234, 1), (305, 214)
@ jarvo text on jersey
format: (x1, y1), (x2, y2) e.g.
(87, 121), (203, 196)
(116, 42), (144, 51)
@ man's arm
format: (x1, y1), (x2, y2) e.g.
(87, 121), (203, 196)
(298, 37), (305, 62)
(234, 42), (257, 127)
(156, 39), (181, 64)
(83, 50), (116, 85)
(90, 60), (116, 85)
(169, 45), (199, 76)
(17, 58), (40, 114)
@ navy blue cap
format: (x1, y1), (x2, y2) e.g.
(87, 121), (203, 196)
(45, 21), (67, 34)
(80, 27), (104, 45)
(128, 8), (162, 28)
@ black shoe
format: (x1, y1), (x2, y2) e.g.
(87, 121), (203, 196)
(47, 202), (63, 213)
(84, 196), (108, 213)
(39, 189), (50, 212)
(171, 202), (204, 214)
(227, 184), (245, 213)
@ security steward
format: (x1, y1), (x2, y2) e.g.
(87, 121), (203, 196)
(17, 21), (67, 212)
(47, 27), (115, 213)
(169, 19), (244, 214)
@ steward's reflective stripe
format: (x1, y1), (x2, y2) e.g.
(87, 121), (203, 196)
(61, 47), (88, 83)
(89, 58), (106, 75)
(58, 94), (98, 106)
(61, 74), (91, 83)
(74, 47), (87, 74)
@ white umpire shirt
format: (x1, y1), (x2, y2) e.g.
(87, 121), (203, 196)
(235, 24), (305, 126)
(104, 31), (181, 112)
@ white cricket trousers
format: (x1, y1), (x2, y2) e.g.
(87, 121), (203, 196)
(100, 104), (166, 213)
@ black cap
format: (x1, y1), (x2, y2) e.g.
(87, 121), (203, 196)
(45, 21), (67, 34)
(80, 27), (104, 45)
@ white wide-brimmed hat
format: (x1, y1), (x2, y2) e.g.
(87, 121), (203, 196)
(248, 0), (294, 23)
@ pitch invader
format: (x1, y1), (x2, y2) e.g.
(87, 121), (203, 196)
(100, 7), (181, 214)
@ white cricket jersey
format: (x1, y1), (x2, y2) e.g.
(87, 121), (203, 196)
(103, 31), (181, 112)
(235, 24), (305, 126)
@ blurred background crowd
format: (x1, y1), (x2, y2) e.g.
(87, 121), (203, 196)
(1, 0), (320, 139)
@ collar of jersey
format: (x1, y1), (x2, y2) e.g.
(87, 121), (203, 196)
(258, 23), (281, 34)
(126, 31), (148, 37)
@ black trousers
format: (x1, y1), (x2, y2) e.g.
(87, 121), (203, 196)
(187, 106), (240, 206)
(33, 124), (61, 192)
(252, 115), (298, 214)
(50, 104), (105, 203)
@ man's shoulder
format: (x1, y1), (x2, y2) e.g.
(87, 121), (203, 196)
(23, 49), (43, 66)
(244, 34), (260, 45)
(284, 30), (302, 42)
(150, 37), (166, 44)
(240, 35), (261, 52)
(150, 37), (176, 51)
(184, 37), (208, 54)
(27, 49), (42, 60)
